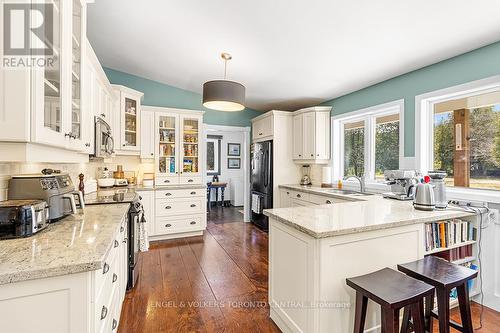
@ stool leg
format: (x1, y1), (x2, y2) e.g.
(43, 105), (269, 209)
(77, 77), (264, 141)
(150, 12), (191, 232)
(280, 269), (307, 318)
(381, 307), (399, 333)
(436, 289), (450, 333)
(457, 283), (474, 333)
(353, 293), (368, 333)
(410, 300), (426, 333)
(424, 293), (434, 332)
(400, 306), (411, 333)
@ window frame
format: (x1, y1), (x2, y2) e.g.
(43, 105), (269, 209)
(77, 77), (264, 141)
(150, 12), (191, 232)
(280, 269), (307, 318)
(332, 99), (404, 183)
(415, 74), (500, 201)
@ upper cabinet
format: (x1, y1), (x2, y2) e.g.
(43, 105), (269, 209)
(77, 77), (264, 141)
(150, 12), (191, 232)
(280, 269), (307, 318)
(140, 109), (155, 159)
(154, 109), (204, 186)
(251, 113), (274, 142)
(0, 0), (90, 162)
(112, 85), (144, 154)
(292, 107), (331, 164)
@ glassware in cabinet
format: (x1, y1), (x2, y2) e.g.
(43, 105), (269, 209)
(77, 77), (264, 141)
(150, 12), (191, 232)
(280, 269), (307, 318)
(124, 98), (138, 147)
(158, 115), (177, 174)
(182, 118), (200, 174)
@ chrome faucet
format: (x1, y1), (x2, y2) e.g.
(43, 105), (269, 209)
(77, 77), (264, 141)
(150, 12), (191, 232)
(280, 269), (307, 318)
(343, 175), (366, 193)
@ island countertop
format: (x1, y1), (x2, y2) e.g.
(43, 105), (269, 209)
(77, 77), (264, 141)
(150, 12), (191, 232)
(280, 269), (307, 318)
(264, 185), (475, 238)
(0, 203), (129, 285)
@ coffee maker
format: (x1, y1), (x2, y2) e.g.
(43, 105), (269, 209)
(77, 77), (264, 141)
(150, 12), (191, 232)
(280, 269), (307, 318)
(428, 170), (447, 209)
(382, 170), (418, 200)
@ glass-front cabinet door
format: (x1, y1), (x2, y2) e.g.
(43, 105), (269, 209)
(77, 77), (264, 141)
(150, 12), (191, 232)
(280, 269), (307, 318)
(157, 114), (179, 176)
(70, 0), (83, 143)
(180, 116), (201, 177)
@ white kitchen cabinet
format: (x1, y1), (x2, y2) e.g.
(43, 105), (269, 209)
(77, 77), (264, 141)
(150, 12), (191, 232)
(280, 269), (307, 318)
(292, 106), (331, 164)
(138, 190), (155, 236)
(154, 108), (205, 185)
(112, 85), (144, 154)
(140, 110), (155, 159)
(279, 188), (349, 208)
(252, 113), (274, 142)
(0, 0), (90, 161)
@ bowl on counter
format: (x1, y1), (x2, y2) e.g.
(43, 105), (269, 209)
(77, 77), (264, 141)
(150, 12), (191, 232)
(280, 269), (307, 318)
(97, 178), (116, 188)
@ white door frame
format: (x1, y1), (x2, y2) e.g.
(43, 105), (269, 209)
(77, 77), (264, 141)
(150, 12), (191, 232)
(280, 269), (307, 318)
(205, 124), (252, 222)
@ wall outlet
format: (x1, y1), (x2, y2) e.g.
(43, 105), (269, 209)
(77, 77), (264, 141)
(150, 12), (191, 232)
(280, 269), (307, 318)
(488, 209), (500, 225)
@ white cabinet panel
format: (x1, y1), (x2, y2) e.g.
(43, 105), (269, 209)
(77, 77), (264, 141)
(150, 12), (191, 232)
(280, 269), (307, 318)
(252, 115), (273, 141)
(292, 107), (331, 164)
(292, 114), (304, 159)
(140, 110), (155, 159)
(302, 112), (316, 159)
(315, 111), (330, 160)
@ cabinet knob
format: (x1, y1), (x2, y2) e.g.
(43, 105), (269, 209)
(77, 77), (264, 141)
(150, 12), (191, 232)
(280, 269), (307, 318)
(296, 194), (301, 198)
(100, 113), (106, 118)
(326, 200), (332, 204)
(190, 221), (196, 225)
(190, 191), (196, 195)
(165, 223), (172, 227)
(165, 193), (172, 196)
(286, 191), (290, 195)
(112, 273), (118, 283)
(123, 144), (126, 147)
(164, 180), (170, 183)
(120, 226), (124, 232)
(317, 154), (319, 156)
(102, 262), (110, 274)
(298, 154), (302, 157)
(165, 206), (172, 209)
(259, 133), (263, 136)
(188, 179), (193, 183)
(310, 154), (314, 157)
(85, 143), (90, 147)
(139, 195), (142, 200)
(190, 204), (196, 208)
(150, 153), (154, 156)
(114, 240), (119, 248)
(100, 306), (108, 320)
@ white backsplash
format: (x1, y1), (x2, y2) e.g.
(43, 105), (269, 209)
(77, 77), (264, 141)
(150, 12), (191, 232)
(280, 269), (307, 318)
(0, 156), (155, 201)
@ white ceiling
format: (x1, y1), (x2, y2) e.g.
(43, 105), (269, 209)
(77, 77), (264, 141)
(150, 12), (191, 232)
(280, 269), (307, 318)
(87, 0), (500, 111)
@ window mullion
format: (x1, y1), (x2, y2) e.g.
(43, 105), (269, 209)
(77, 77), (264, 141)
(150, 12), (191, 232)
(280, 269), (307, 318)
(364, 116), (375, 180)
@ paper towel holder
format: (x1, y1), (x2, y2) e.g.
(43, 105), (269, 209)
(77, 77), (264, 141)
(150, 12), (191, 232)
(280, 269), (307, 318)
(321, 166), (333, 188)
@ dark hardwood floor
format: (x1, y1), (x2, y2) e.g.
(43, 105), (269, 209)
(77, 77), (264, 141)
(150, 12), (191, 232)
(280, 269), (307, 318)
(119, 207), (500, 333)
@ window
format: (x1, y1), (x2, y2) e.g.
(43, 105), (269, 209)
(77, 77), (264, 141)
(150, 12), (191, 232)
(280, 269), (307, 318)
(432, 93), (500, 190)
(206, 135), (222, 175)
(332, 100), (403, 182)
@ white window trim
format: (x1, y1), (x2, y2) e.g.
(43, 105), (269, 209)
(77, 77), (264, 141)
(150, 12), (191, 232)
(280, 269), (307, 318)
(415, 74), (500, 203)
(331, 99), (404, 186)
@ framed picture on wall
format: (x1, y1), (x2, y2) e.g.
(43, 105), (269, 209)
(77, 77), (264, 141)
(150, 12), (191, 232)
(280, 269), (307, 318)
(227, 158), (241, 169)
(227, 143), (241, 156)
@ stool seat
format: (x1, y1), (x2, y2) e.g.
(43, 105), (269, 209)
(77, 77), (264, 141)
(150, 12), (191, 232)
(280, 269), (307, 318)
(398, 256), (478, 289)
(347, 268), (434, 309)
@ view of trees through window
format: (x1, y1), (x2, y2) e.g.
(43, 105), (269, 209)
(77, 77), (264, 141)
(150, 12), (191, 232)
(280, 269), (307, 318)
(434, 103), (500, 190)
(344, 122), (364, 177)
(375, 115), (399, 178)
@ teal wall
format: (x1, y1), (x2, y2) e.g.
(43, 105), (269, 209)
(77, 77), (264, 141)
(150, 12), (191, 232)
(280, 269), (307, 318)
(103, 67), (260, 127)
(321, 41), (500, 157)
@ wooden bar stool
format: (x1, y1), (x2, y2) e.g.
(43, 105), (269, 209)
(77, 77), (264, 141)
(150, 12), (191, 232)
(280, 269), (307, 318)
(346, 268), (434, 333)
(398, 256), (478, 333)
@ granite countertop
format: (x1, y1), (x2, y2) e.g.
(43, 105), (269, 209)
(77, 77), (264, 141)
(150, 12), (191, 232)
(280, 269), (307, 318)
(264, 185), (475, 238)
(0, 203), (130, 285)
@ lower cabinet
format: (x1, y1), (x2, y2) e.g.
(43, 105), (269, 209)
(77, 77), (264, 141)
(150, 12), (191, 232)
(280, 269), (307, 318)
(279, 188), (349, 208)
(138, 186), (207, 241)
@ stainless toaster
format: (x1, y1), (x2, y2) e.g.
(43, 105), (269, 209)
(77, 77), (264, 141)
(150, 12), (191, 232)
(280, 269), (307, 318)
(0, 200), (49, 239)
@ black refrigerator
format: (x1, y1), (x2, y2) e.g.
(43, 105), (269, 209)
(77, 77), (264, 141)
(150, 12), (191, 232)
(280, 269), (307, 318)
(251, 140), (273, 230)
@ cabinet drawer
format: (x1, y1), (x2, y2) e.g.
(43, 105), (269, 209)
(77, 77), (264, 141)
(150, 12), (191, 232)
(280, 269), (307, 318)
(290, 198), (316, 207)
(155, 214), (206, 235)
(156, 176), (180, 186)
(289, 190), (309, 201)
(95, 253), (120, 333)
(94, 230), (122, 301)
(309, 194), (348, 205)
(155, 188), (205, 199)
(179, 176), (203, 185)
(156, 197), (205, 216)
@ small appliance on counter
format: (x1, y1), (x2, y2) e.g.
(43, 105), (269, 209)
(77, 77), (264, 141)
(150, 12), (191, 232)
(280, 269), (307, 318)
(300, 165), (312, 186)
(413, 180), (436, 211)
(114, 178), (129, 187)
(382, 170), (418, 200)
(0, 200), (49, 239)
(97, 167), (115, 188)
(428, 170), (447, 209)
(8, 174), (84, 222)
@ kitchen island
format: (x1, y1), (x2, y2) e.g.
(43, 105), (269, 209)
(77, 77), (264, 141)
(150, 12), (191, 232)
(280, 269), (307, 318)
(264, 191), (477, 333)
(0, 203), (130, 333)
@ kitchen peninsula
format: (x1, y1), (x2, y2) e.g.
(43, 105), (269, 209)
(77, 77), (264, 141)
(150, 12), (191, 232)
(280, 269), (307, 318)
(264, 187), (478, 333)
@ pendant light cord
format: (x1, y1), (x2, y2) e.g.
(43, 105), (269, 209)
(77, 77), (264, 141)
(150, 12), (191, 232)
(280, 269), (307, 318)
(224, 58), (228, 80)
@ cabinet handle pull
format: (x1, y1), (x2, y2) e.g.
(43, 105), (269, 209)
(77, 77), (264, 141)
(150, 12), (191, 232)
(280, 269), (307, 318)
(164, 180), (170, 183)
(85, 143), (90, 147)
(139, 195), (142, 200)
(326, 200), (332, 204)
(188, 179), (193, 183)
(123, 144), (126, 147)
(112, 319), (118, 330)
(112, 273), (118, 283)
(310, 154), (314, 157)
(259, 133), (263, 135)
(317, 154), (319, 156)
(165, 193), (172, 196)
(123, 237), (127, 244)
(298, 154), (302, 157)
(100, 306), (108, 320)
(190, 221), (196, 225)
(286, 192), (290, 195)
(296, 194), (301, 198)
(120, 226), (124, 232)
(190, 204), (196, 207)
(190, 191), (196, 195)
(165, 223), (172, 227)
(102, 263), (110, 274)
(114, 240), (119, 248)
(165, 206), (172, 209)
(150, 153), (154, 156)
(100, 113), (106, 118)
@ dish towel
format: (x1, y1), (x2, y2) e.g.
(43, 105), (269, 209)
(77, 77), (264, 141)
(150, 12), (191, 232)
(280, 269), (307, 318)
(139, 214), (149, 252)
(252, 194), (262, 214)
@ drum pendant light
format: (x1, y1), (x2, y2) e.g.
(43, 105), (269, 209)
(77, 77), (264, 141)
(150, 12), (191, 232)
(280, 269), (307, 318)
(203, 53), (245, 112)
